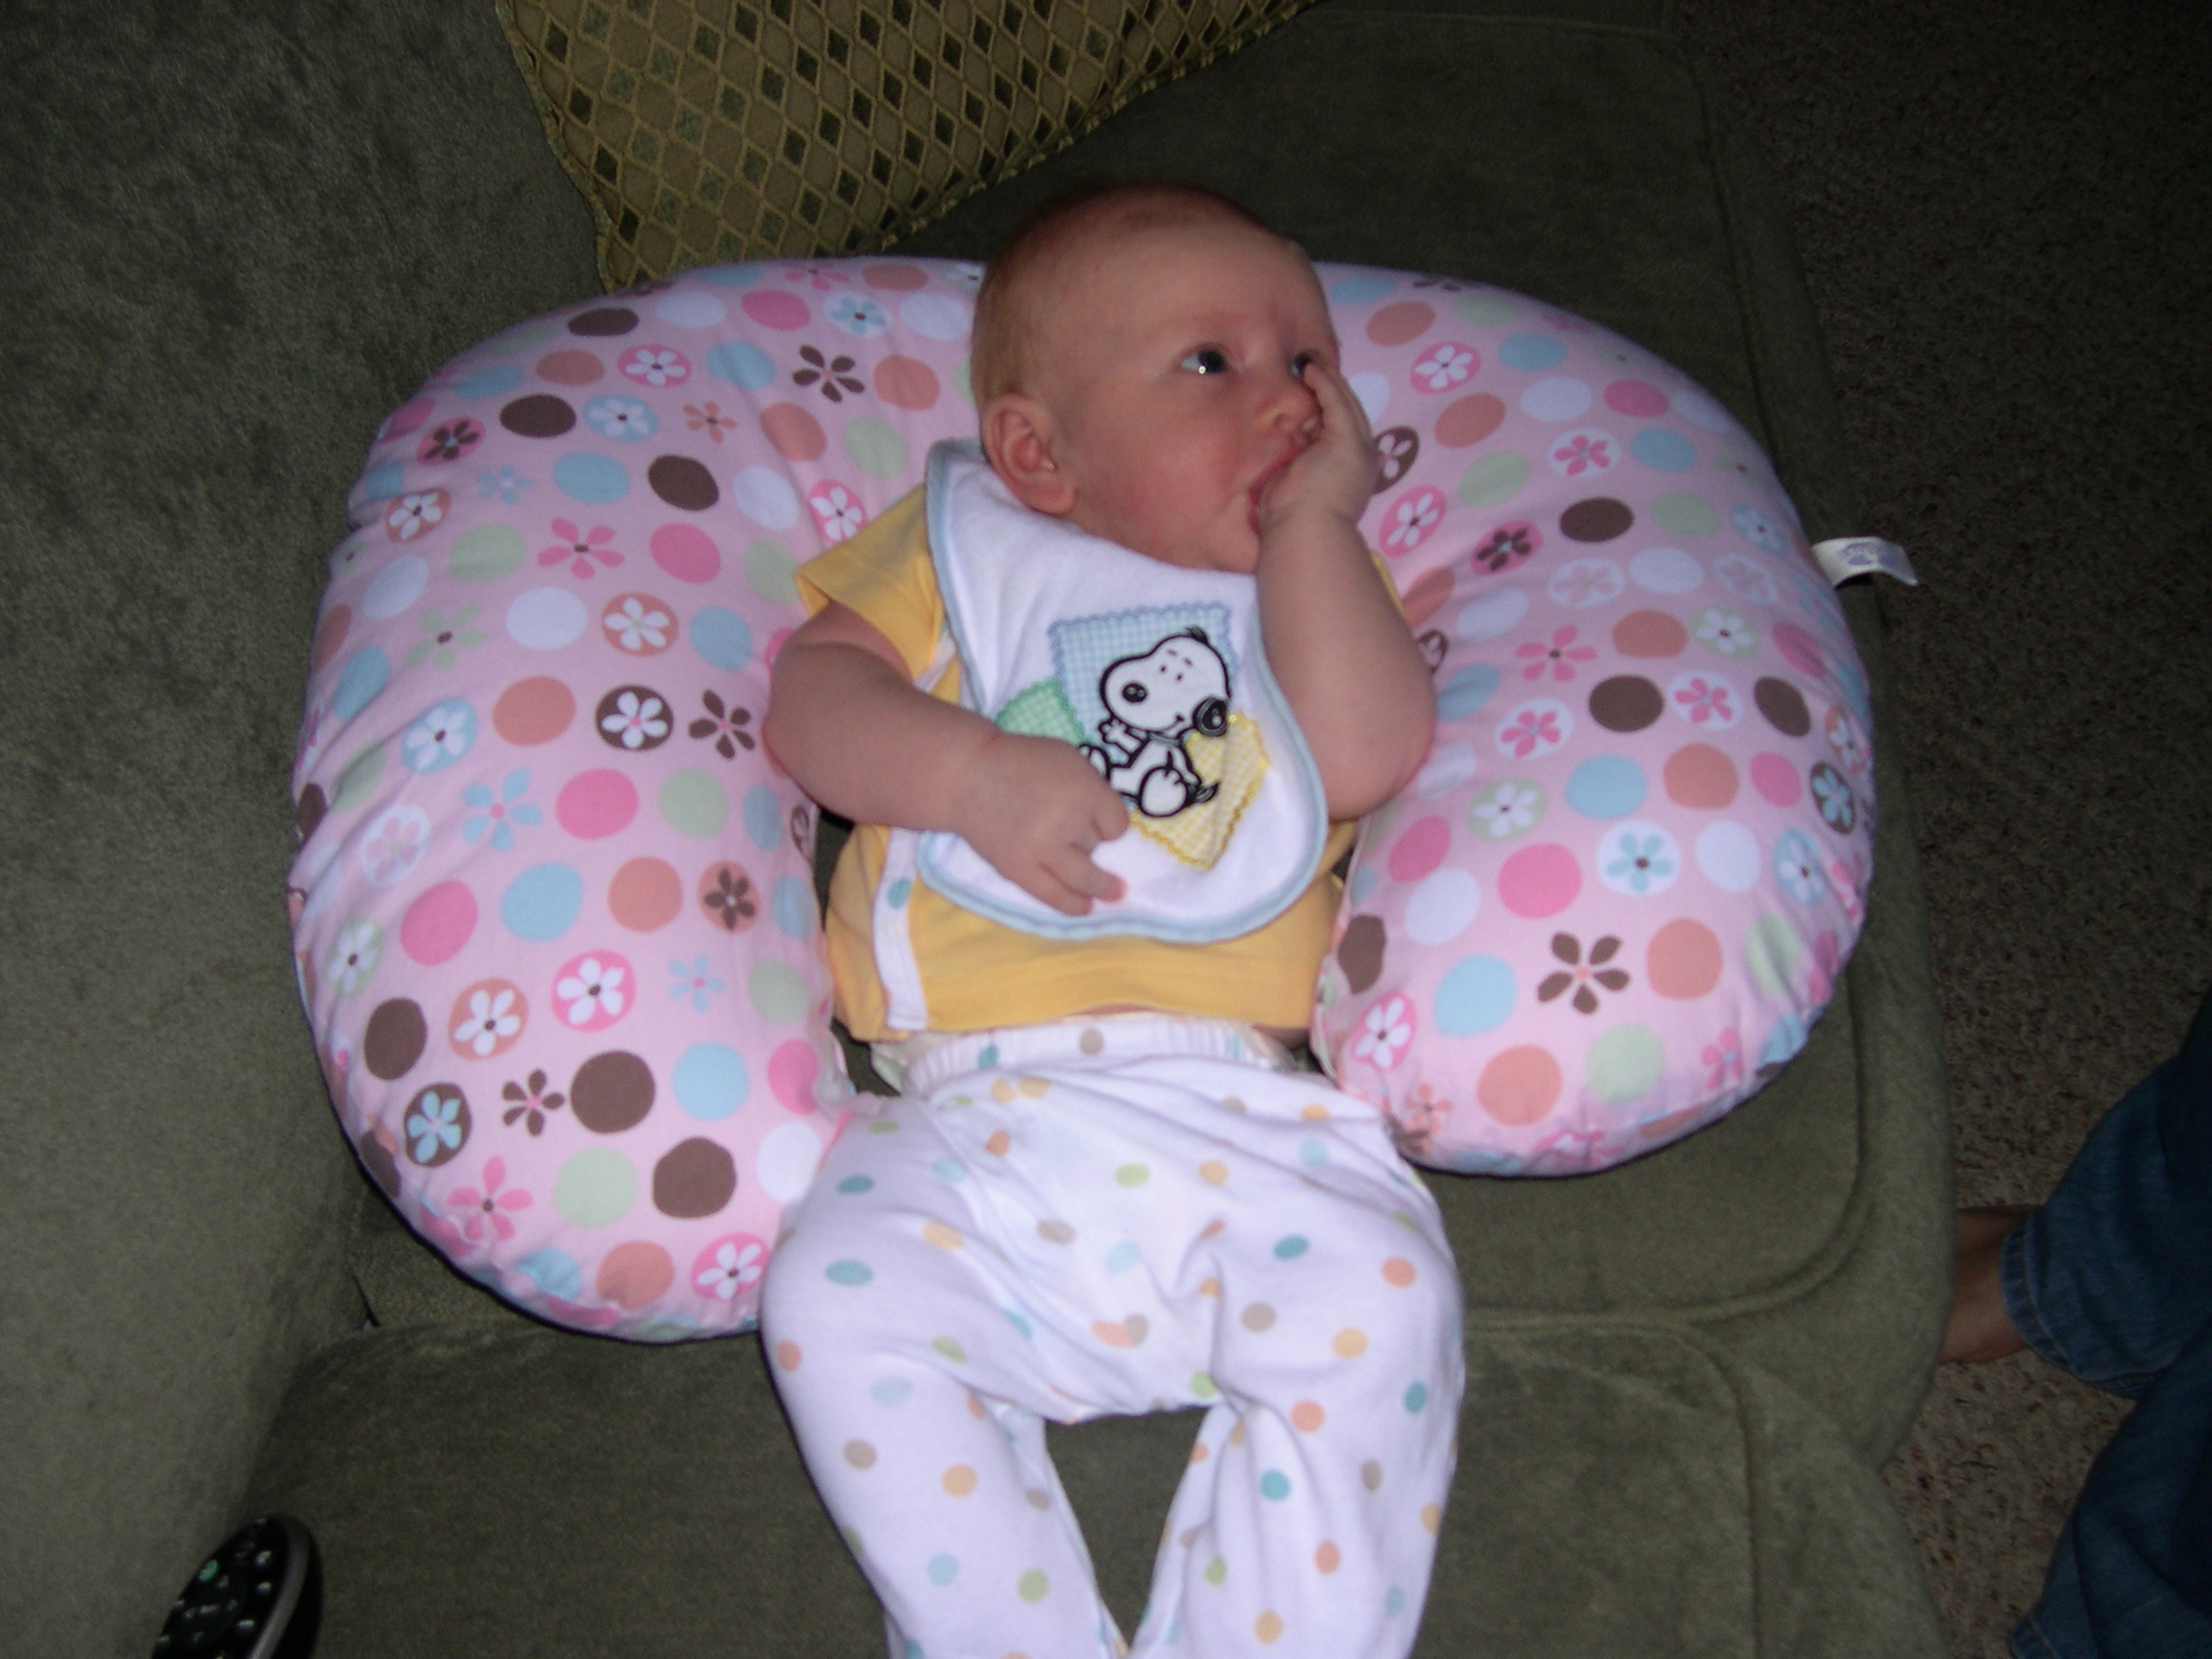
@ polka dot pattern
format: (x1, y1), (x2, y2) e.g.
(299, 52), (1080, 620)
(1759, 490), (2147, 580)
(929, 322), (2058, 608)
(1311, 268), (1874, 1176)
(297, 257), (1873, 1339)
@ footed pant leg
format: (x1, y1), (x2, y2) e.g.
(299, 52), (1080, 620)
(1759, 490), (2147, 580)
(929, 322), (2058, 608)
(760, 1103), (1128, 1659)
(1119, 1062), (1465, 1659)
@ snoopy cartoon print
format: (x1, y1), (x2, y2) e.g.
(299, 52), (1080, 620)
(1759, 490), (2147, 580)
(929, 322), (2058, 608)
(1082, 627), (1231, 819)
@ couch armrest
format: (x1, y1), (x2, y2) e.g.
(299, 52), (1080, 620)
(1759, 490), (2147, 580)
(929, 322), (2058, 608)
(0, 1), (602, 1650)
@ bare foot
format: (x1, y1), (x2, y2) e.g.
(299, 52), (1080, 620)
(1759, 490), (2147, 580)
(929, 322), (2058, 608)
(1940, 1205), (2034, 1364)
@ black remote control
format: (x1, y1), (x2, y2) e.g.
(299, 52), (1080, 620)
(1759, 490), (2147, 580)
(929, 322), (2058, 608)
(152, 1514), (320, 1659)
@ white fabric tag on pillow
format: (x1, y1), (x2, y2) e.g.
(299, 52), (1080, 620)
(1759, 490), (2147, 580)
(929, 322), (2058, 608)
(1811, 535), (1921, 586)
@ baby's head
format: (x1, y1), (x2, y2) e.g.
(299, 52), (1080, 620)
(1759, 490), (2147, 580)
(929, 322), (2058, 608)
(971, 182), (1339, 573)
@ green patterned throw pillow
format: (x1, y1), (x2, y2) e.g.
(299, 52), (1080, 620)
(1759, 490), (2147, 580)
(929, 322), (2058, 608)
(496, 0), (1316, 288)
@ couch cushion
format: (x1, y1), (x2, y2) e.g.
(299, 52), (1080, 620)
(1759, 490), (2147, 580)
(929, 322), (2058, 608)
(0, 1), (608, 1653)
(242, 1317), (1941, 1656)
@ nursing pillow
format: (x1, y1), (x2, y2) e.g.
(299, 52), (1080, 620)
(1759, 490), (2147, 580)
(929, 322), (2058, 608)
(289, 257), (1872, 1339)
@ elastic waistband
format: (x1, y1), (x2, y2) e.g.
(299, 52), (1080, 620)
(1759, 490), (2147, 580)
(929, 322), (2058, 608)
(878, 1014), (1300, 1096)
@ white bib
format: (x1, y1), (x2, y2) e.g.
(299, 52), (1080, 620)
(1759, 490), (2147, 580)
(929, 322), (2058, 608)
(874, 441), (1326, 1022)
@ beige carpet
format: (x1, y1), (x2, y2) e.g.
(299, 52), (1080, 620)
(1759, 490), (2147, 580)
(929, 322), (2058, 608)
(1669, 1), (2212, 1652)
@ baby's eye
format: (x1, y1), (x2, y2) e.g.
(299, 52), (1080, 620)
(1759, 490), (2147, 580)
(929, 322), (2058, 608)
(1180, 347), (1230, 376)
(1290, 350), (1318, 377)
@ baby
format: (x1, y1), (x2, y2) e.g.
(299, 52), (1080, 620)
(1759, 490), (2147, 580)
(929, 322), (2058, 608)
(759, 183), (1463, 1659)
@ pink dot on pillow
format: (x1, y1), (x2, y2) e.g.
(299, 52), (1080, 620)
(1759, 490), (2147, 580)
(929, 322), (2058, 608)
(1387, 815), (1452, 883)
(558, 769), (641, 838)
(769, 1038), (821, 1113)
(741, 289), (810, 330)
(609, 858), (684, 931)
(494, 677), (576, 745)
(650, 524), (721, 583)
(1646, 917), (1724, 999)
(382, 396), (434, 439)
(1751, 753), (1802, 807)
(1497, 843), (1581, 918)
(760, 403), (828, 461)
(1477, 1046), (1563, 1124)
(401, 880), (478, 966)
(1603, 379), (1670, 418)
(875, 355), (941, 410)
(1771, 622), (1827, 680)
(1366, 300), (1436, 346)
(597, 1241), (675, 1309)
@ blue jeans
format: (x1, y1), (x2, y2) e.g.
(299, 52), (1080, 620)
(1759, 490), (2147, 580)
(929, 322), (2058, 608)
(2007, 982), (2212, 1659)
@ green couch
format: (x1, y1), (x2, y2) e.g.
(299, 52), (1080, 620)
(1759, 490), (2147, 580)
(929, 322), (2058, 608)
(0, 0), (1953, 1652)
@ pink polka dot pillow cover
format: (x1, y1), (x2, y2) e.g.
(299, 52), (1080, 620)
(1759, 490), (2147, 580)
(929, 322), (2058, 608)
(288, 257), (1872, 1341)
(1309, 275), (1873, 1175)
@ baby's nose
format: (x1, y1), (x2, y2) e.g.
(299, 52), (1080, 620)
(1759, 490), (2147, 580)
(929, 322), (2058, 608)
(1262, 368), (1321, 432)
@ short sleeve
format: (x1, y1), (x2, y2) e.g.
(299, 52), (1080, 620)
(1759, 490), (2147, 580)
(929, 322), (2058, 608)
(793, 484), (941, 680)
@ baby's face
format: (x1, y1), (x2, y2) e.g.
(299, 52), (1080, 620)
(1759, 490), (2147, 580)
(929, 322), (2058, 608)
(1023, 217), (1338, 573)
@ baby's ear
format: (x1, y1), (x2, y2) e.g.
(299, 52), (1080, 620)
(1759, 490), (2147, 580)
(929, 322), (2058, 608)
(980, 393), (1076, 517)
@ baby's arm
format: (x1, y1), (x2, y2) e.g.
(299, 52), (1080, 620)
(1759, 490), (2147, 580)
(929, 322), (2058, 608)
(1256, 360), (1437, 819)
(765, 601), (1129, 915)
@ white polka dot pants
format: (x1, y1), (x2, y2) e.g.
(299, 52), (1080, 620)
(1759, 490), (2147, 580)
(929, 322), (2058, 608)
(759, 1017), (1464, 1659)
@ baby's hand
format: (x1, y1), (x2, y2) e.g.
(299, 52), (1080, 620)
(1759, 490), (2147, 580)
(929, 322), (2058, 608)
(1258, 357), (1379, 535)
(951, 730), (1129, 915)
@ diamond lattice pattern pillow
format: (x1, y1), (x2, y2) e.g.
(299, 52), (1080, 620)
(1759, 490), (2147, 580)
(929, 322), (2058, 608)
(496, 0), (1315, 287)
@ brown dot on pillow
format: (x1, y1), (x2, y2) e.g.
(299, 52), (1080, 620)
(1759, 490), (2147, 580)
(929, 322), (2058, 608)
(402, 1085), (470, 1167)
(569, 306), (640, 337)
(1753, 677), (1813, 737)
(653, 1137), (738, 1218)
(571, 1051), (656, 1134)
(498, 394), (577, 438)
(1588, 676), (1664, 733)
(364, 998), (428, 1080)
(647, 454), (719, 510)
(1338, 913), (1387, 994)
(1559, 497), (1634, 543)
(356, 1129), (401, 1199)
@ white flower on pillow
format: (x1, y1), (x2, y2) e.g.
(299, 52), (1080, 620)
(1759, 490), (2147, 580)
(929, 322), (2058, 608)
(1773, 831), (1829, 905)
(620, 346), (690, 387)
(1411, 343), (1475, 391)
(1692, 608), (1758, 659)
(325, 918), (382, 997)
(1469, 780), (1544, 839)
(827, 293), (891, 337)
(695, 1234), (769, 1301)
(556, 957), (628, 1027)
(600, 689), (670, 750)
(384, 489), (447, 541)
(583, 395), (656, 440)
(358, 805), (430, 888)
(1712, 553), (1779, 607)
(1350, 993), (1417, 1070)
(402, 700), (476, 772)
(452, 985), (523, 1057)
(604, 596), (673, 653)
(1547, 558), (1624, 608)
